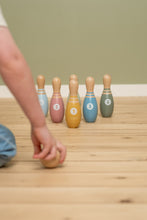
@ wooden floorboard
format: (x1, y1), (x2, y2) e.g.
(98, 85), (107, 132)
(1, 204), (147, 220)
(0, 97), (147, 220)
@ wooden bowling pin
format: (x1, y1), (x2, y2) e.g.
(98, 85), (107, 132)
(67, 74), (81, 105)
(37, 75), (48, 117)
(50, 77), (64, 123)
(70, 74), (78, 81)
(65, 80), (81, 128)
(83, 77), (98, 122)
(100, 74), (114, 117)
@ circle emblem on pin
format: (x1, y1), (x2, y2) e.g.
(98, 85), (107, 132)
(87, 103), (94, 110)
(53, 104), (60, 111)
(70, 108), (77, 115)
(39, 99), (44, 106)
(105, 99), (111, 106)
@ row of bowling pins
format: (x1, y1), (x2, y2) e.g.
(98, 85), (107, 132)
(37, 74), (114, 128)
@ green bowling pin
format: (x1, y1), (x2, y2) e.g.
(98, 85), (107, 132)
(100, 74), (114, 117)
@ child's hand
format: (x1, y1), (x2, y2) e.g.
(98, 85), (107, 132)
(31, 125), (66, 164)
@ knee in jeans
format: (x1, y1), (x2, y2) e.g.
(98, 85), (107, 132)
(0, 125), (17, 167)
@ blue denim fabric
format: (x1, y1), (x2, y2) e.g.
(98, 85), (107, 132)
(0, 124), (16, 167)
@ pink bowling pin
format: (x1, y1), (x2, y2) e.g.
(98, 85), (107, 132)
(50, 77), (64, 123)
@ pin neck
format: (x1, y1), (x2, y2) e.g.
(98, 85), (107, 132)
(70, 91), (78, 96)
(53, 87), (60, 92)
(53, 92), (61, 97)
(104, 88), (110, 90)
(70, 95), (78, 97)
(69, 80), (78, 96)
(103, 88), (112, 95)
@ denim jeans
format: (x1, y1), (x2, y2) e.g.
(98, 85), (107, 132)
(0, 124), (16, 167)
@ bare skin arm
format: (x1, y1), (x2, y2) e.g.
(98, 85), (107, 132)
(0, 27), (66, 163)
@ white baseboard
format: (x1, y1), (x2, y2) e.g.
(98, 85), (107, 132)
(0, 84), (147, 98)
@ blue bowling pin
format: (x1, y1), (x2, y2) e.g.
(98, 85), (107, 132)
(83, 77), (98, 122)
(37, 75), (48, 117)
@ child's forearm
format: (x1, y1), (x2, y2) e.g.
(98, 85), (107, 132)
(1, 59), (46, 127)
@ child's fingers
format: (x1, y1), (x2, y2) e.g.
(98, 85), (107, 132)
(43, 146), (57, 161)
(34, 145), (51, 159)
(56, 141), (66, 163)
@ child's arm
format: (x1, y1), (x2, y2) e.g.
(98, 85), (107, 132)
(0, 27), (66, 163)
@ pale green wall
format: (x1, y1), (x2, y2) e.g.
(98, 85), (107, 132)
(0, 0), (147, 84)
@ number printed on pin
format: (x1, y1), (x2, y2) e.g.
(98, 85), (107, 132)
(70, 108), (78, 115)
(87, 103), (94, 110)
(105, 99), (111, 106)
(53, 104), (60, 111)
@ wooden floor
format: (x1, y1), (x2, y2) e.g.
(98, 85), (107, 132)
(0, 97), (147, 220)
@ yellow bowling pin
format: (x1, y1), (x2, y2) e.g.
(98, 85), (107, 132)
(65, 80), (81, 128)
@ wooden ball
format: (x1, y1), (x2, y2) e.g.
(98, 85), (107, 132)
(40, 151), (60, 168)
